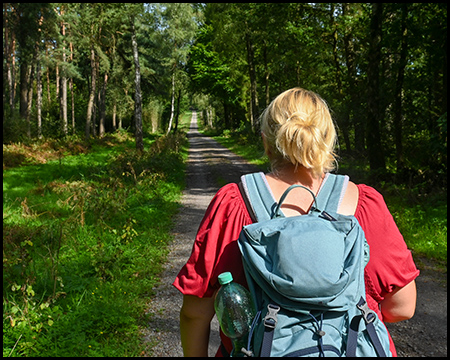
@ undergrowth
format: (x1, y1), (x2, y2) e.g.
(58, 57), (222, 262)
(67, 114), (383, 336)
(3, 127), (188, 357)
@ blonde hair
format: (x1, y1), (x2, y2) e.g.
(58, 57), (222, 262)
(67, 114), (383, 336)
(260, 87), (337, 178)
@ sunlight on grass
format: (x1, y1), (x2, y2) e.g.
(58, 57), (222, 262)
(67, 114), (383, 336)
(3, 130), (188, 357)
(388, 198), (447, 262)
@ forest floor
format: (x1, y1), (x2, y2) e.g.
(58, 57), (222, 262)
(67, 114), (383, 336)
(142, 112), (447, 357)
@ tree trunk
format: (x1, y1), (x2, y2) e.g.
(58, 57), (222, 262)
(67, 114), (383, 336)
(46, 48), (51, 105)
(366, 3), (385, 172)
(60, 9), (68, 136)
(85, 45), (97, 141)
(11, 34), (17, 112)
(4, 4), (15, 115)
(245, 26), (258, 132)
(60, 75), (68, 136)
(131, 18), (143, 152)
(26, 64), (34, 138)
(70, 42), (75, 134)
(166, 71), (176, 135)
(70, 78), (75, 134)
(206, 106), (214, 128)
(393, 3), (408, 172)
(36, 45), (43, 139)
(19, 62), (29, 120)
(91, 59), (100, 137)
(45, 48), (52, 105)
(93, 86), (98, 137)
(174, 88), (182, 133)
(112, 100), (117, 131)
(99, 73), (108, 137)
(55, 64), (59, 97)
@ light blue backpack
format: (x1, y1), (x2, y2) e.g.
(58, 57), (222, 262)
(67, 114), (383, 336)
(237, 172), (392, 357)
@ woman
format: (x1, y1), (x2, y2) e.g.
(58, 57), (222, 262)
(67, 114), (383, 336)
(173, 87), (419, 356)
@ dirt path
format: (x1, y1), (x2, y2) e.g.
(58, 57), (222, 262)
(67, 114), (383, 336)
(143, 112), (447, 357)
(385, 256), (447, 357)
(143, 112), (259, 356)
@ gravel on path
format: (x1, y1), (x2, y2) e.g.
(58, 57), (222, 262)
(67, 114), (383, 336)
(143, 112), (259, 356)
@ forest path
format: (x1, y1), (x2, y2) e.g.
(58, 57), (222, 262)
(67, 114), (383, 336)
(143, 111), (259, 356)
(385, 255), (447, 357)
(143, 112), (447, 357)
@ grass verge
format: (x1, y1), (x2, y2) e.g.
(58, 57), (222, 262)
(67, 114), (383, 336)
(3, 119), (190, 356)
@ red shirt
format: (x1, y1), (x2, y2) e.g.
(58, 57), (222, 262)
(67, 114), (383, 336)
(173, 182), (420, 356)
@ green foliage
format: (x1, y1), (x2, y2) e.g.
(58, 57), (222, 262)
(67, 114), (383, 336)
(388, 194), (447, 263)
(188, 25), (239, 102)
(3, 3), (199, 143)
(3, 114), (29, 145)
(210, 128), (447, 266)
(190, 3), (446, 187)
(3, 129), (188, 356)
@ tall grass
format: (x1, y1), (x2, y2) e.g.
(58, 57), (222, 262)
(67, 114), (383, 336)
(3, 121), (189, 356)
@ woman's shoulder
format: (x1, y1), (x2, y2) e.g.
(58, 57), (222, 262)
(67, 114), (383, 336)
(354, 182), (396, 230)
(205, 182), (252, 221)
(339, 179), (385, 216)
(212, 182), (243, 204)
(338, 180), (359, 215)
(355, 183), (388, 212)
(216, 182), (240, 195)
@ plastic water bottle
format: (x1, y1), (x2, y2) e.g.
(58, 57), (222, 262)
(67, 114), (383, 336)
(214, 272), (256, 357)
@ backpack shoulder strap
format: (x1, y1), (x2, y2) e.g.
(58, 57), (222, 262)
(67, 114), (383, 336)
(240, 172), (277, 222)
(315, 173), (350, 213)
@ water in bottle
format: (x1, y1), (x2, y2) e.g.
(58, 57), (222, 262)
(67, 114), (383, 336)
(214, 272), (256, 357)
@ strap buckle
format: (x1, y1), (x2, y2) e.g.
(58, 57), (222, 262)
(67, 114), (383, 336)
(263, 304), (280, 329)
(357, 299), (377, 324)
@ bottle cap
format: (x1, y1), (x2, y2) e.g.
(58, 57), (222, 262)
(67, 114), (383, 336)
(218, 272), (233, 285)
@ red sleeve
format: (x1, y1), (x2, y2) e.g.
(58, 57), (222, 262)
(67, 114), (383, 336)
(355, 184), (420, 298)
(173, 183), (253, 298)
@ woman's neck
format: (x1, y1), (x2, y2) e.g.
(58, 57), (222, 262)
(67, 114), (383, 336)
(264, 165), (325, 216)
(267, 164), (324, 190)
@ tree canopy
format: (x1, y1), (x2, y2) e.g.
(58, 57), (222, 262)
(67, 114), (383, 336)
(3, 3), (447, 186)
(188, 3), (446, 186)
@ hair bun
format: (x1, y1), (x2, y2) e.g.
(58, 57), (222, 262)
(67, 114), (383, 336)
(260, 87), (337, 177)
(284, 112), (320, 136)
